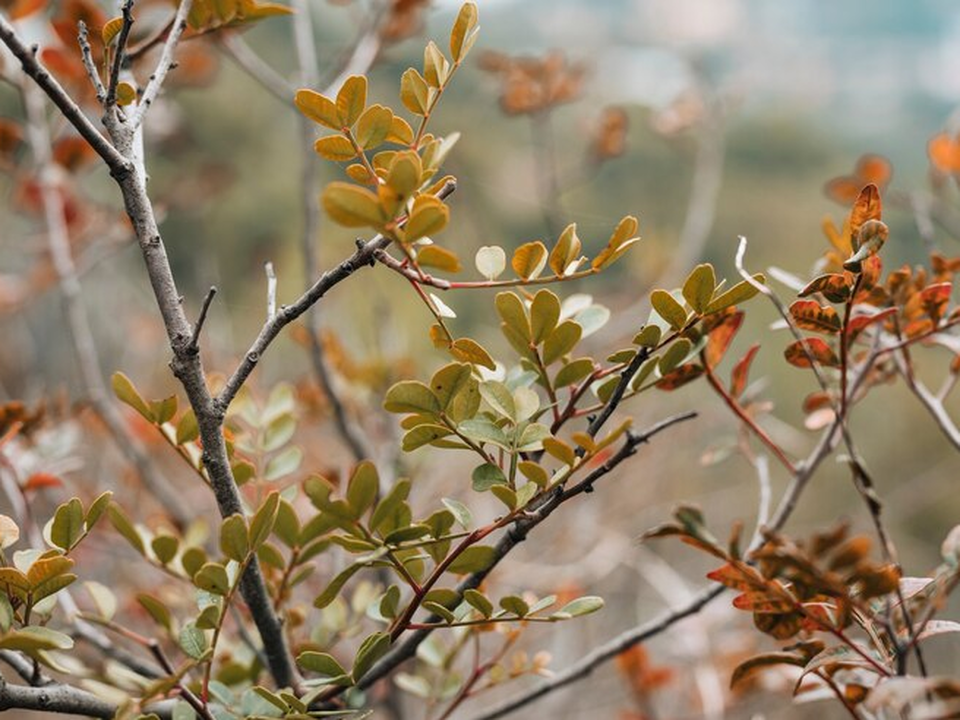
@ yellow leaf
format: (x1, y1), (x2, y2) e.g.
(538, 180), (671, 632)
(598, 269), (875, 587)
(450, 2), (479, 64)
(512, 241), (548, 279)
(386, 150), (423, 198)
(450, 338), (496, 370)
(295, 89), (340, 130)
(321, 182), (385, 228)
(387, 116), (415, 145)
(101, 16), (124, 47)
(400, 68), (429, 116)
(314, 135), (357, 162)
(116, 82), (137, 106)
(336, 75), (367, 128)
(417, 245), (462, 273)
(355, 104), (393, 149)
(549, 223), (582, 276)
(404, 195), (448, 242)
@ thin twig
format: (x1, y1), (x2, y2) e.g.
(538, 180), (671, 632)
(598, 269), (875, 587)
(105, 0), (135, 107)
(218, 33), (295, 103)
(76, 22), (106, 103)
(264, 261), (277, 321)
(189, 286), (217, 351)
(132, 0), (194, 128)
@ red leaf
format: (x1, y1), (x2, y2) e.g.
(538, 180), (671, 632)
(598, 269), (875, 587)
(798, 273), (853, 303)
(730, 344), (760, 398)
(22, 472), (63, 492)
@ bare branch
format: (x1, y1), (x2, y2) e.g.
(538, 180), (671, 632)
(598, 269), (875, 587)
(105, 0), (135, 107)
(265, 261), (277, 321)
(466, 585), (725, 720)
(189, 285), (218, 351)
(0, 678), (117, 718)
(132, 0), (193, 128)
(219, 33), (295, 103)
(76, 21), (106, 103)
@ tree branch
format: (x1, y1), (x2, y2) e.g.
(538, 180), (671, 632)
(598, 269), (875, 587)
(0, 677), (116, 718)
(217, 179), (457, 410)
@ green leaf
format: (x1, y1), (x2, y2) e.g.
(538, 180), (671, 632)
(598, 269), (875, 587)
(430, 363), (473, 411)
(151, 534), (179, 565)
(50, 498), (84, 551)
(111, 372), (153, 421)
(383, 524), (431, 544)
(471, 463), (507, 492)
(517, 422), (550, 451)
(659, 338), (692, 374)
(138, 593), (172, 631)
(384, 381), (440, 415)
(463, 589), (492, 618)
(347, 461), (379, 518)
(150, 395), (178, 425)
(250, 492), (280, 550)
(704, 274), (765, 314)
(274, 500), (300, 548)
(633, 325), (662, 347)
(181, 547), (207, 577)
(682, 264), (716, 315)
(650, 290), (688, 330)
(0, 626), (74, 652)
(176, 409), (199, 444)
(479, 381), (515, 421)
(402, 424), (453, 451)
(336, 75), (367, 127)
(458, 418), (510, 449)
(264, 446), (302, 481)
(441, 498), (472, 529)
(315, 564), (362, 609)
(530, 289), (561, 344)
(220, 514), (249, 563)
(298, 651), (347, 677)
(371, 479), (411, 535)
(352, 631), (391, 682)
(179, 622), (208, 660)
(495, 292), (531, 342)
(554, 358), (594, 387)
(499, 595), (529, 617)
(294, 89), (340, 130)
(446, 545), (497, 574)
(194, 563), (230, 595)
(0, 594), (12, 632)
(107, 502), (145, 555)
(553, 595), (604, 618)
(542, 320), (582, 365)
(322, 182), (385, 228)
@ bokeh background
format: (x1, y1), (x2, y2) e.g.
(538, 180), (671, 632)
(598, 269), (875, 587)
(3, 0), (960, 717)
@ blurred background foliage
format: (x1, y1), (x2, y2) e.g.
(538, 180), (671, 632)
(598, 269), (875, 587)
(3, 0), (960, 716)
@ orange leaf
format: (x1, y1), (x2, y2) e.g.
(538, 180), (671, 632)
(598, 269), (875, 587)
(798, 273), (853, 303)
(848, 184), (882, 243)
(789, 300), (841, 335)
(704, 311), (743, 368)
(783, 338), (839, 369)
(655, 363), (703, 391)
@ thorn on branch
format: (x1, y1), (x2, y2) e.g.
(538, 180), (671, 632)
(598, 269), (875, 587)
(189, 286), (217, 352)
